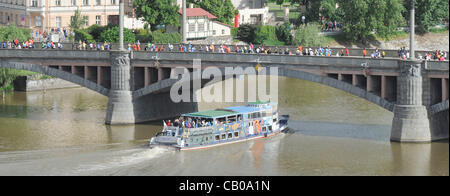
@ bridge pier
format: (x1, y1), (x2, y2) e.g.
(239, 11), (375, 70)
(391, 60), (432, 142)
(105, 51), (135, 125)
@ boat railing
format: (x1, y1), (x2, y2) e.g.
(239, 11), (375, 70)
(186, 126), (214, 136)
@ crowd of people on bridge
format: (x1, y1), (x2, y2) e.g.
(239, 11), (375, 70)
(1, 38), (36, 49)
(397, 47), (447, 61)
(73, 40), (112, 51)
(1, 37), (448, 62)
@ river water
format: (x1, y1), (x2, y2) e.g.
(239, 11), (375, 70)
(0, 77), (448, 176)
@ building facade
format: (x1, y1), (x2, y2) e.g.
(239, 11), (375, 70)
(0, 0), (142, 31)
(231, 0), (268, 25)
(175, 0), (269, 25)
(167, 7), (231, 40)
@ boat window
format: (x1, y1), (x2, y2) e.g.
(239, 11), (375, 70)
(217, 117), (226, 125)
(257, 112), (261, 118)
(227, 116), (236, 124)
(221, 134), (226, 140)
(269, 126), (272, 131)
(237, 114), (242, 122)
(273, 118), (277, 123)
(228, 132), (233, 139)
(234, 131), (239, 138)
(206, 136), (208, 141)
(215, 135), (220, 141)
(263, 127), (267, 132)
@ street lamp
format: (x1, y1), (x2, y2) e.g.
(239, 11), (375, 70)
(119, 0), (124, 51)
(409, 0), (415, 60)
(182, 0), (187, 43)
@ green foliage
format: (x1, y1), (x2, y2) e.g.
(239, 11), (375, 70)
(99, 26), (136, 43)
(150, 31), (181, 43)
(0, 68), (18, 93)
(275, 21), (293, 45)
(134, 29), (180, 43)
(254, 23), (278, 44)
(74, 28), (94, 43)
(292, 23), (326, 47)
(336, 0), (404, 42)
(0, 23), (31, 42)
(231, 27), (238, 38)
(237, 24), (256, 43)
(189, 0), (236, 25)
(69, 8), (84, 30)
(403, 0), (449, 33)
(86, 24), (108, 41)
(133, 0), (180, 31)
(237, 23), (285, 45)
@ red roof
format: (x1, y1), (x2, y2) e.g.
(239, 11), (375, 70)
(178, 8), (218, 19)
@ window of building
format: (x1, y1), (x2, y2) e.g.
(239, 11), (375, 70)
(71, 0), (77, 6)
(83, 16), (88, 26)
(96, 0), (101, 5)
(95, 15), (101, 25)
(56, 16), (61, 28)
(55, 0), (61, 6)
(35, 16), (41, 27)
(110, 0), (116, 5)
(83, 0), (89, 5)
(188, 23), (195, 32)
(32, 0), (38, 6)
(222, 29), (225, 35)
(198, 23), (204, 32)
(212, 30), (216, 35)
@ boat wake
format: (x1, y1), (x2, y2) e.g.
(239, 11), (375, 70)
(71, 147), (172, 175)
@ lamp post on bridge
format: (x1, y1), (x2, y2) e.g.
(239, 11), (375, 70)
(119, 0), (125, 51)
(390, 0), (432, 142)
(106, 0), (135, 125)
(409, 0), (415, 60)
(182, 0), (187, 44)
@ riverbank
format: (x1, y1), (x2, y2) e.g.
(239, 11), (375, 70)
(325, 30), (449, 51)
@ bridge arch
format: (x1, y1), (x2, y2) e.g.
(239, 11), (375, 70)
(430, 100), (449, 115)
(133, 67), (395, 112)
(0, 61), (110, 96)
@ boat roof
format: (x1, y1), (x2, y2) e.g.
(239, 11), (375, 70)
(225, 105), (260, 114)
(183, 102), (276, 118)
(183, 109), (239, 118)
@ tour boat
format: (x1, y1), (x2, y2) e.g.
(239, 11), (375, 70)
(149, 101), (289, 151)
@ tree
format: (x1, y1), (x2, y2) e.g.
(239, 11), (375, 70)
(69, 8), (84, 30)
(0, 23), (31, 42)
(403, 0), (449, 33)
(336, 0), (404, 42)
(292, 23), (325, 46)
(237, 24), (256, 43)
(188, 0), (236, 25)
(99, 26), (136, 43)
(133, 0), (180, 31)
(276, 21), (293, 45)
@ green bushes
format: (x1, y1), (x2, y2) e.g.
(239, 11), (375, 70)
(99, 26), (136, 43)
(237, 24), (256, 43)
(275, 21), (292, 45)
(135, 29), (181, 43)
(74, 28), (94, 43)
(150, 31), (181, 43)
(0, 68), (18, 93)
(292, 24), (326, 47)
(0, 24), (31, 42)
(237, 22), (291, 45)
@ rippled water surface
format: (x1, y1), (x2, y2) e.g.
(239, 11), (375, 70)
(0, 78), (448, 176)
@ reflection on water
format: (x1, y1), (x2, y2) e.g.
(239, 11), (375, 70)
(0, 77), (448, 176)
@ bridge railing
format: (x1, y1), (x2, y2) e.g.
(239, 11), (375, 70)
(1, 42), (448, 60)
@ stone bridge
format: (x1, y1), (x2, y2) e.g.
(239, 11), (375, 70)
(0, 49), (448, 142)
